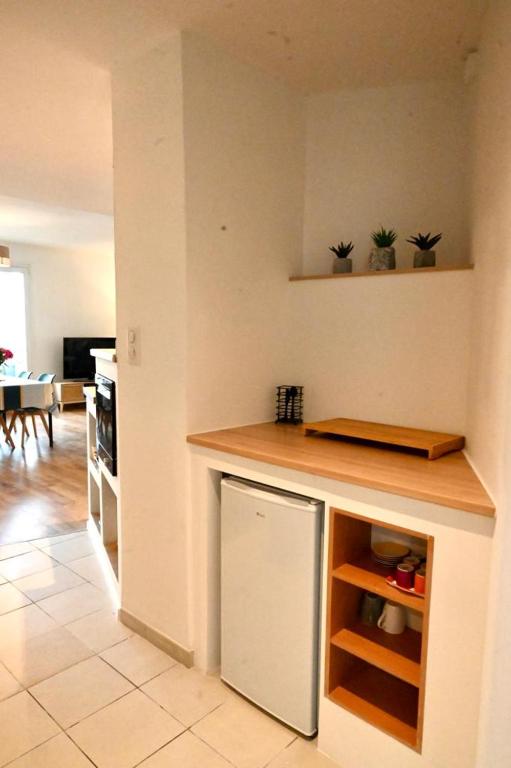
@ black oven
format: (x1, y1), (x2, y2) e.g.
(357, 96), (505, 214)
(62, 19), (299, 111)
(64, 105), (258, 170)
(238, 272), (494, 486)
(95, 374), (117, 476)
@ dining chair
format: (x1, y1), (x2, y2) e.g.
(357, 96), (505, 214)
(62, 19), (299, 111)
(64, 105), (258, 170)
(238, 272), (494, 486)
(9, 372), (57, 448)
(2, 372), (32, 441)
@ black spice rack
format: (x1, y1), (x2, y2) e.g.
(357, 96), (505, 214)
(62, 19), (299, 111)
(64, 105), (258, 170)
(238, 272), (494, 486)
(275, 385), (303, 425)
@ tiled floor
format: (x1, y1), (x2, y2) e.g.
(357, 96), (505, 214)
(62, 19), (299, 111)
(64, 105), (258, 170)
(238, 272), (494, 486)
(0, 530), (339, 768)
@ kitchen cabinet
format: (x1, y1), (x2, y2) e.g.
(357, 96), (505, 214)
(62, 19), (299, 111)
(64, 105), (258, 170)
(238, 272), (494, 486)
(188, 421), (495, 768)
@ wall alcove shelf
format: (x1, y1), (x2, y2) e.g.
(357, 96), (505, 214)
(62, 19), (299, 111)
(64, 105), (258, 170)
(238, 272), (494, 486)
(289, 264), (474, 282)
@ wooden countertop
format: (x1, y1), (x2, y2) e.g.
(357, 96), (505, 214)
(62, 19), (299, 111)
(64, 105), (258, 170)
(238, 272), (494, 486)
(187, 422), (495, 517)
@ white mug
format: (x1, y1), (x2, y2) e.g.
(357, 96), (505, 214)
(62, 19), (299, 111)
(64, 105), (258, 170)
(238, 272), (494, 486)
(377, 600), (406, 634)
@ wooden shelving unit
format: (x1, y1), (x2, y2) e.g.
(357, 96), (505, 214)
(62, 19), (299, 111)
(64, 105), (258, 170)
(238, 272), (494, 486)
(290, 264), (473, 282)
(326, 508), (433, 751)
(84, 383), (120, 592)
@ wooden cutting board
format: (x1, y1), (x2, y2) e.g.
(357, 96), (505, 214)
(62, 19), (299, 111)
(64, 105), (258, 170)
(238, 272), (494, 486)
(303, 418), (465, 460)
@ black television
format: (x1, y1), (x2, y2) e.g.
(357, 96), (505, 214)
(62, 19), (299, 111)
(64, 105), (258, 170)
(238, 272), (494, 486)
(63, 337), (116, 381)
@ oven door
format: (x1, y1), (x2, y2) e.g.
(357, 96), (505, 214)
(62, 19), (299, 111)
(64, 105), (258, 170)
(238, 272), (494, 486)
(95, 374), (117, 475)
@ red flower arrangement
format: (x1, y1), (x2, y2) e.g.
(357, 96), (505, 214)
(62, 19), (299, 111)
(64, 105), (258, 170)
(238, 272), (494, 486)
(0, 348), (13, 366)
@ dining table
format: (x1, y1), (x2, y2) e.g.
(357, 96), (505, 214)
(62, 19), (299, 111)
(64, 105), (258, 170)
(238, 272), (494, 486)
(0, 376), (56, 449)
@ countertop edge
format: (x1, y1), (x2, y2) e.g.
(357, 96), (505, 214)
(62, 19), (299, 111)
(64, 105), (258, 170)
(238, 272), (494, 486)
(187, 429), (496, 518)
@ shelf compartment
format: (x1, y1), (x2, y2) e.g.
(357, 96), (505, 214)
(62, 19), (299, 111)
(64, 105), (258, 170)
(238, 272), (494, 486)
(91, 511), (101, 534)
(88, 458), (100, 486)
(326, 507), (433, 752)
(329, 662), (419, 749)
(105, 542), (118, 578)
(333, 555), (425, 613)
(331, 624), (421, 687)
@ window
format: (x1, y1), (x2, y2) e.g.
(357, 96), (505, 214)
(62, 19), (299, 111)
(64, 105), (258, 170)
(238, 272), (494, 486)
(0, 269), (28, 372)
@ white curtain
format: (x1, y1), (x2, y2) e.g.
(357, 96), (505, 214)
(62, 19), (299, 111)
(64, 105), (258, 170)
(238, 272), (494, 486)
(0, 270), (28, 373)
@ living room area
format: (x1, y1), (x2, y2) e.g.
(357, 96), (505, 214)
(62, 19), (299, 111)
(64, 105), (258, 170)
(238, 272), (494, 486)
(0, 24), (115, 544)
(0, 208), (115, 544)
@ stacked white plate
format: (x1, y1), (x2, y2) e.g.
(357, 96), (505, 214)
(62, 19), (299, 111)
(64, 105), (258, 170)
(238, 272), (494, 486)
(371, 541), (410, 568)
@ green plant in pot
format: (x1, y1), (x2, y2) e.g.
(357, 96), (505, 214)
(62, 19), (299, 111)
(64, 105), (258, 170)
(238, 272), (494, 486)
(407, 232), (442, 268)
(369, 227), (397, 271)
(329, 241), (354, 273)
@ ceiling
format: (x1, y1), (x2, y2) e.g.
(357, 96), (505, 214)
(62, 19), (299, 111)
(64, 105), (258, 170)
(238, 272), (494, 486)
(0, 0), (487, 247)
(0, 196), (114, 253)
(0, 0), (487, 90)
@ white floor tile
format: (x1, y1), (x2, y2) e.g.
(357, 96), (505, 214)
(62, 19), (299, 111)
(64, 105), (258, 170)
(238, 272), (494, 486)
(0, 661), (22, 701)
(66, 608), (132, 652)
(0, 542), (34, 561)
(5, 732), (94, 767)
(191, 696), (295, 768)
(37, 582), (111, 624)
(0, 582), (32, 615)
(68, 689), (185, 768)
(139, 730), (231, 767)
(13, 564), (85, 601)
(40, 536), (95, 564)
(30, 655), (134, 728)
(31, 531), (86, 549)
(100, 634), (176, 686)
(0, 604), (57, 652)
(0, 550), (56, 580)
(142, 664), (230, 727)
(0, 625), (92, 687)
(0, 690), (60, 766)
(66, 553), (111, 588)
(267, 739), (340, 768)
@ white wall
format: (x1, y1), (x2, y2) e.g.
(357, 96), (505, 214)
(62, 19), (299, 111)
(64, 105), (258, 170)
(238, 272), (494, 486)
(465, 3), (511, 766)
(182, 36), (472, 438)
(183, 32), (305, 434)
(8, 241), (115, 379)
(303, 80), (469, 275)
(112, 35), (191, 650)
(112, 30), (477, 661)
(287, 269), (472, 433)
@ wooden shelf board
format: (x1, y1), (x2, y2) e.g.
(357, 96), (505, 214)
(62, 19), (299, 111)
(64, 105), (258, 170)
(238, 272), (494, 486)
(290, 264), (474, 282)
(333, 556), (425, 613)
(331, 625), (421, 687)
(303, 418), (464, 460)
(329, 668), (419, 749)
(187, 423), (494, 517)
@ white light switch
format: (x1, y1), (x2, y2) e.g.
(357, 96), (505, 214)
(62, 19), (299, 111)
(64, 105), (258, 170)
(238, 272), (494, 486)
(128, 327), (139, 364)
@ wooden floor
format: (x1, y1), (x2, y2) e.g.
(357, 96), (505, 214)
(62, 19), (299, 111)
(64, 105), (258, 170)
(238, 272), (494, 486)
(0, 408), (88, 544)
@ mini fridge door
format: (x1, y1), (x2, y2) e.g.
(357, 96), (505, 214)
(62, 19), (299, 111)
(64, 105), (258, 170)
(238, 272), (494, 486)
(220, 476), (323, 735)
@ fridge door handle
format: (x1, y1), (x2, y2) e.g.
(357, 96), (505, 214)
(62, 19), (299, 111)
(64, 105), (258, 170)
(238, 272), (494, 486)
(221, 478), (320, 512)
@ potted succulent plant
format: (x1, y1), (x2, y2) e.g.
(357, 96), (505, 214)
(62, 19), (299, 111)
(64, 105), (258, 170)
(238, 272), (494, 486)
(329, 241), (354, 273)
(407, 232), (442, 268)
(369, 227), (397, 270)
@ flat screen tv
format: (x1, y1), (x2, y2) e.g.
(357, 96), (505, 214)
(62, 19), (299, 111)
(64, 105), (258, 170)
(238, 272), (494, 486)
(63, 337), (116, 381)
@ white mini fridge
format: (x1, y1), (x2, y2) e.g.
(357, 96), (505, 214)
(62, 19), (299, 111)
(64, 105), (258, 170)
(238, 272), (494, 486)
(220, 476), (323, 735)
